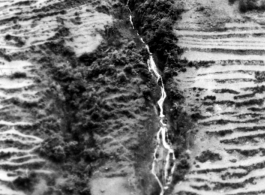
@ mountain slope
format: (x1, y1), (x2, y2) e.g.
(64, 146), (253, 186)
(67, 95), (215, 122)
(0, 0), (162, 195)
(172, 0), (265, 194)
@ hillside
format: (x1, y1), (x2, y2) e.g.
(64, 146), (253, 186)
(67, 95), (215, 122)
(129, 0), (265, 194)
(3, 0), (265, 195)
(0, 0), (163, 195)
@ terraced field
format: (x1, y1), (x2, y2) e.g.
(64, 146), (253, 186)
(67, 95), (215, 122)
(0, 53), (51, 194)
(173, 1), (265, 194)
(0, 0), (114, 194)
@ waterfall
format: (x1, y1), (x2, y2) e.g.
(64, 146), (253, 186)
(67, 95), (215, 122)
(126, 1), (176, 195)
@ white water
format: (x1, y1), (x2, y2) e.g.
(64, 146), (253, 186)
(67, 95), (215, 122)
(127, 2), (176, 194)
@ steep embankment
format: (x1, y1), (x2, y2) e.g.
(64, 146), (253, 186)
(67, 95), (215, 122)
(0, 0), (162, 195)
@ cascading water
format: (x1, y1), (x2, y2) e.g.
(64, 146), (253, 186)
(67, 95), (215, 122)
(126, 2), (176, 195)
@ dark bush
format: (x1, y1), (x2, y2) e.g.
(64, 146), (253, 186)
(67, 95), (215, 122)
(4, 34), (25, 46)
(142, 86), (151, 100)
(228, 0), (237, 4)
(5, 34), (12, 41)
(117, 72), (127, 83)
(13, 172), (37, 191)
(191, 113), (204, 121)
(231, 0), (265, 13)
(196, 150), (222, 163)
(40, 135), (66, 162)
(204, 95), (216, 101)
(83, 148), (100, 162)
(123, 64), (133, 74)
(96, 5), (109, 14)
(78, 53), (97, 65)
(255, 71), (265, 83)
(178, 159), (190, 169)
(10, 72), (27, 79)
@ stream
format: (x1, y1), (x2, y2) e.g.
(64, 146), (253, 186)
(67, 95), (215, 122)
(126, 2), (176, 195)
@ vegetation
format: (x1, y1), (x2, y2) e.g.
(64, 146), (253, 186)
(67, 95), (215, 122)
(128, 0), (192, 192)
(255, 71), (265, 83)
(2, 0), (201, 193)
(196, 150), (222, 163)
(12, 173), (37, 192)
(33, 0), (189, 193)
(4, 34), (25, 47)
(31, 3), (160, 193)
(128, 0), (184, 72)
(10, 72), (27, 79)
(229, 0), (265, 13)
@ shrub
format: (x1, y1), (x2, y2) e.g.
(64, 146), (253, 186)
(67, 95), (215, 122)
(78, 53), (97, 65)
(233, 0), (265, 13)
(255, 71), (265, 83)
(142, 85), (151, 99)
(13, 172), (37, 191)
(5, 34), (12, 41)
(117, 71), (127, 83)
(127, 41), (136, 49)
(40, 135), (66, 162)
(123, 64), (133, 74)
(196, 150), (222, 163)
(83, 148), (100, 162)
(4, 34), (25, 46)
(10, 72), (27, 79)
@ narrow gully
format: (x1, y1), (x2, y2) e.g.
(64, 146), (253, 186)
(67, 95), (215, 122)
(126, 2), (177, 195)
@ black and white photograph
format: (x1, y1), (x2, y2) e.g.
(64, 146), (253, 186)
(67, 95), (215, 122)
(0, 0), (263, 195)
